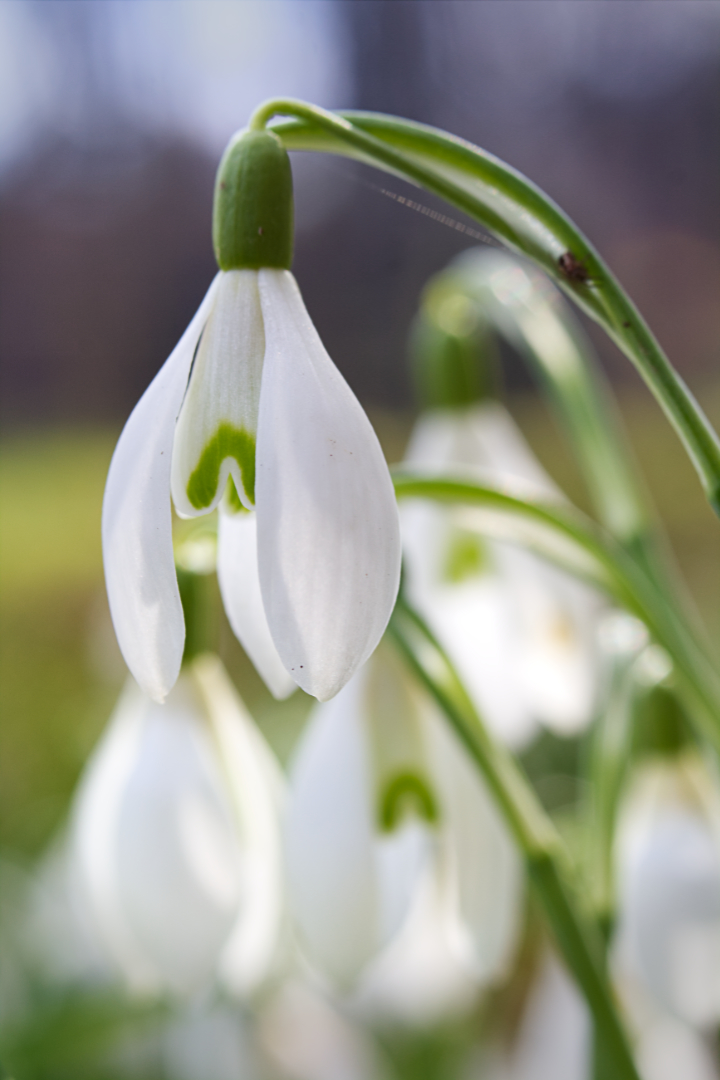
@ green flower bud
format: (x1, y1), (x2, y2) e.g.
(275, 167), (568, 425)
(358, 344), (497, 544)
(213, 129), (294, 271)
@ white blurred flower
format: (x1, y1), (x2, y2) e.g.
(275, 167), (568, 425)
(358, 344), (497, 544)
(615, 753), (720, 1031)
(103, 268), (401, 704)
(285, 642), (523, 1013)
(66, 653), (286, 1000)
(401, 402), (602, 749)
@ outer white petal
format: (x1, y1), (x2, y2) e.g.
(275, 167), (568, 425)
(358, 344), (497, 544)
(72, 675), (245, 996)
(497, 546), (601, 735)
(354, 868), (481, 1028)
(217, 510), (296, 700)
(509, 951), (591, 1080)
(636, 1015), (720, 1080)
(285, 677), (379, 986)
(423, 705), (523, 982)
(102, 276), (221, 702)
(403, 402), (561, 499)
(189, 655), (288, 997)
(617, 774), (720, 1027)
(171, 271), (265, 517)
(256, 269), (401, 701)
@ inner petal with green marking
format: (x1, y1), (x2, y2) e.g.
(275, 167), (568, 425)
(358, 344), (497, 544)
(186, 423), (256, 510)
(170, 269), (265, 519)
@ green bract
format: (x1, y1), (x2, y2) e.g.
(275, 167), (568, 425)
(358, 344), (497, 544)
(213, 130), (294, 271)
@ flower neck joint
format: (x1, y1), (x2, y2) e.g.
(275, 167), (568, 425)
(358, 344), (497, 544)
(213, 129), (294, 271)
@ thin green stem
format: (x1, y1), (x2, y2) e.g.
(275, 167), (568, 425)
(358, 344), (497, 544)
(248, 99), (720, 518)
(585, 648), (642, 942)
(392, 472), (720, 757)
(389, 598), (641, 1080)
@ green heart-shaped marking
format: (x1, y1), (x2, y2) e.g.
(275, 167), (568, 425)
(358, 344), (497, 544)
(379, 771), (440, 832)
(187, 423), (256, 510)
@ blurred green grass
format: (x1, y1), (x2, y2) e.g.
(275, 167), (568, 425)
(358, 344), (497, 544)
(1, 388), (719, 857)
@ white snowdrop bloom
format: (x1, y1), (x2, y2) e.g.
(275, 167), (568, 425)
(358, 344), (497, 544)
(68, 654), (286, 999)
(102, 128), (400, 704)
(285, 642), (522, 994)
(615, 754), (720, 1030)
(401, 402), (602, 748)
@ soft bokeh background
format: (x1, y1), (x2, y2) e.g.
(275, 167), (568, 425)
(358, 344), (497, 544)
(1, 0), (719, 882)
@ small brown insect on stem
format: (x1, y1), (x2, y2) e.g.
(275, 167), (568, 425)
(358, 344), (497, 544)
(558, 251), (592, 285)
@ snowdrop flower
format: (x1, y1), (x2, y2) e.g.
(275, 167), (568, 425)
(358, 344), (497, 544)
(401, 402), (602, 749)
(285, 641), (522, 996)
(615, 752), (720, 1031)
(103, 128), (400, 704)
(67, 653), (286, 999)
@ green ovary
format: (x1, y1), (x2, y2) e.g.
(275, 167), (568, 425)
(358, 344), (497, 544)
(187, 423), (256, 510)
(379, 771), (440, 832)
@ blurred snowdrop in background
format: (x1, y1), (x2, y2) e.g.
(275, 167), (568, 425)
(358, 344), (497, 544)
(28, 654), (286, 1002)
(615, 753), (720, 1034)
(285, 642), (522, 1006)
(401, 402), (602, 750)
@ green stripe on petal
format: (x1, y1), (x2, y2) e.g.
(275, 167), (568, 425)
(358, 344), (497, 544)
(186, 423), (256, 510)
(379, 770), (439, 831)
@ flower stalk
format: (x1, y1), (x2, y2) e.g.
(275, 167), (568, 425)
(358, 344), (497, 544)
(249, 98), (720, 519)
(392, 472), (720, 758)
(388, 595), (641, 1080)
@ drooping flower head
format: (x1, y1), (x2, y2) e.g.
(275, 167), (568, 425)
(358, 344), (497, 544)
(400, 262), (602, 748)
(67, 653), (287, 1000)
(285, 641), (523, 997)
(103, 126), (401, 704)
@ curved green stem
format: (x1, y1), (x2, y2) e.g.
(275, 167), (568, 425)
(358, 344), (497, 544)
(389, 597), (641, 1080)
(392, 472), (720, 757)
(586, 644), (644, 943)
(432, 251), (704, 640)
(248, 98), (720, 518)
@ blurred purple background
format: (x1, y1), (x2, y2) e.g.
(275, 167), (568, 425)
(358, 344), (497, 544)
(1, 0), (719, 425)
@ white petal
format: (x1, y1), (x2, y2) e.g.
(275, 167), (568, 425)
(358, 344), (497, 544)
(355, 868), (481, 1027)
(216, 510), (296, 700)
(256, 269), (401, 701)
(72, 675), (245, 996)
(171, 270), (264, 517)
(505, 549), (601, 735)
(635, 1014), (719, 1080)
(618, 801), (720, 1027)
(102, 275), (221, 701)
(404, 402), (561, 500)
(423, 706), (524, 982)
(189, 654), (288, 997)
(509, 951), (591, 1080)
(285, 677), (379, 986)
